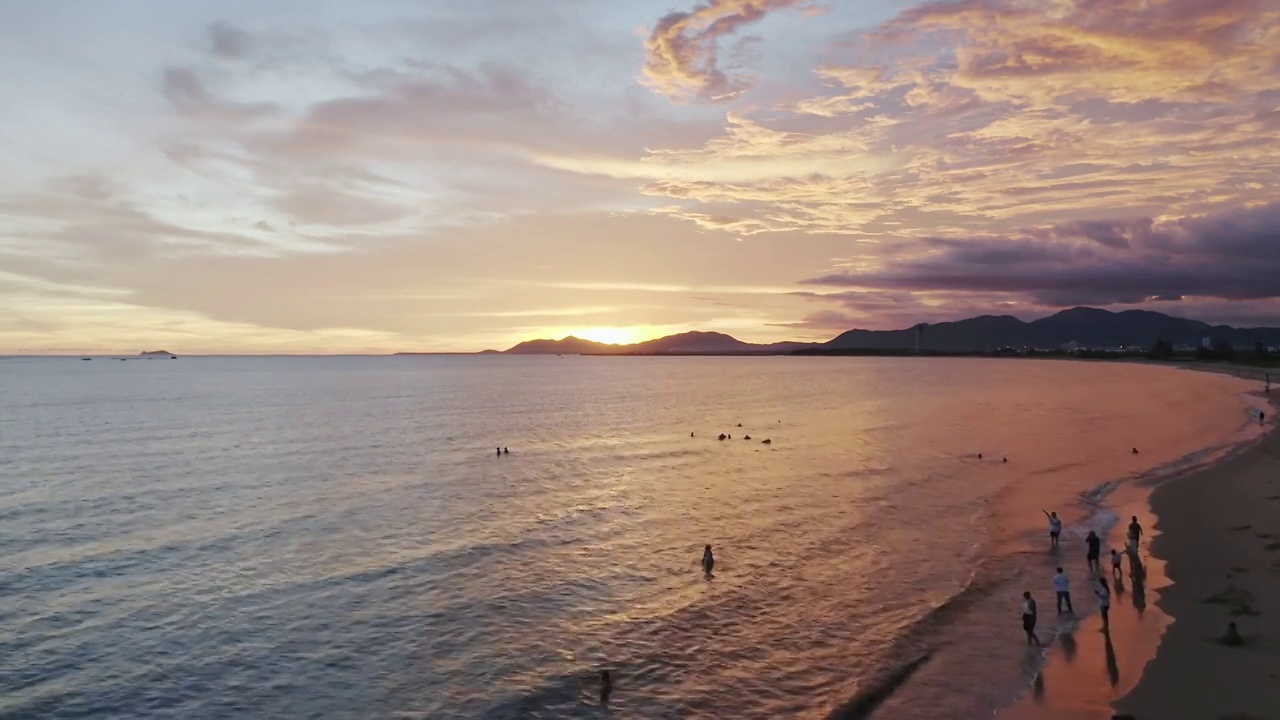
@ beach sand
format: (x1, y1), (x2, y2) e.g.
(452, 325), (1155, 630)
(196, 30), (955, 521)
(1113, 396), (1280, 720)
(1000, 387), (1279, 720)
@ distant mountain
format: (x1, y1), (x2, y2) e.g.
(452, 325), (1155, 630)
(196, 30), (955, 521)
(504, 331), (814, 355)
(823, 307), (1280, 352)
(505, 336), (616, 354)
(501, 308), (1280, 355)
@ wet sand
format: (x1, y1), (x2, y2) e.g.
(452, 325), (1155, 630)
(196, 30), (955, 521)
(1000, 386), (1278, 720)
(1113, 395), (1280, 720)
(998, 488), (1173, 720)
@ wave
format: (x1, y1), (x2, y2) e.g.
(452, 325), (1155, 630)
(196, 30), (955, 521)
(826, 653), (931, 720)
(479, 671), (596, 720)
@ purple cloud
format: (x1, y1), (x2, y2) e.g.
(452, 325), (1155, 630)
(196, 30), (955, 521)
(800, 202), (1280, 307)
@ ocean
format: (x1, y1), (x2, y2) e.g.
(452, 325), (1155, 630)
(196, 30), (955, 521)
(0, 356), (1262, 719)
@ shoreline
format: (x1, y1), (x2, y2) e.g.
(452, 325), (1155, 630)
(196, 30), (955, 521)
(997, 373), (1275, 720)
(1112, 388), (1280, 720)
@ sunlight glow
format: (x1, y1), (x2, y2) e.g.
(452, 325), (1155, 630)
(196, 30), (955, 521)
(569, 326), (658, 345)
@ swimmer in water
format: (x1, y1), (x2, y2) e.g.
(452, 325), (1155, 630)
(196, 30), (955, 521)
(600, 670), (612, 706)
(496, 447), (501, 456)
(702, 544), (715, 575)
(1132, 447), (1139, 454)
(503, 447), (509, 454)
(978, 452), (983, 459)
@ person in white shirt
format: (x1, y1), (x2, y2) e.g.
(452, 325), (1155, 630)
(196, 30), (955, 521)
(1052, 567), (1074, 614)
(1021, 591), (1041, 646)
(1043, 509), (1062, 549)
(1095, 576), (1112, 630)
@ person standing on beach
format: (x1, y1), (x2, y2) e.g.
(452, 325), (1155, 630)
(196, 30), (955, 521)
(1085, 531), (1102, 573)
(702, 544), (715, 576)
(1043, 510), (1062, 549)
(1052, 567), (1074, 614)
(1095, 576), (1112, 630)
(1021, 591), (1041, 645)
(1128, 516), (1142, 544)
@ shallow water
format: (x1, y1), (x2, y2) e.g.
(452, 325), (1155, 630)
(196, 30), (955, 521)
(0, 356), (1260, 719)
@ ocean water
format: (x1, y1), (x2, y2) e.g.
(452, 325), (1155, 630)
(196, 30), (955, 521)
(0, 356), (1262, 719)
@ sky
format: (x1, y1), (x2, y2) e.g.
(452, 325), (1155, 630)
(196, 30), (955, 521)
(2, 0), (1279, 354)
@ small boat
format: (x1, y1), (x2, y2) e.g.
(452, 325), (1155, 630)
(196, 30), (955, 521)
(81, 357), (91, 361)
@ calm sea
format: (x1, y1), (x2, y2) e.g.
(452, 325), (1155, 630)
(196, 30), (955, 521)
(0, 356), (1261, 719)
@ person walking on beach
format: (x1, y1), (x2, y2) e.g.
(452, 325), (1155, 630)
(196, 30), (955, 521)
(1043, 510), (1062, 549)
(702, 544), (715, 576)
(1127, 516), (1142, 544)
(1085, 531), (1102, 574)
(1095, 576), (1112, 630)
(1052, 567), (1074, 614)
(1110, 549), (1124, 579)
(1021, 591), (1041, 646)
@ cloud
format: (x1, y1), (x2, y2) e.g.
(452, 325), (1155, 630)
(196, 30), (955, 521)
(642, 0), (808, 103)
(208, 22), (253, 60)
(637, 0), (1280, 236)
(162, 67), (279, 122)
(0, 172), (338, 276)
(781, 288), (1030, 331)
(798, 202), (1280, 307)
(271, 183), (415, 227)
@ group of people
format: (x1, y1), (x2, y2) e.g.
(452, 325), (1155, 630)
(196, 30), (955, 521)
(1022, 512), (1144, 645)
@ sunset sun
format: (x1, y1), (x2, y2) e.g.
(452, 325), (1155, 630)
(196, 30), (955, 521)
(569, 326), (654, 345)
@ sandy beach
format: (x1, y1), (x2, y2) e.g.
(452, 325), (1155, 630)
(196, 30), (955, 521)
(1113, 392), (1280, 720)
(999, 377), (1278, 720)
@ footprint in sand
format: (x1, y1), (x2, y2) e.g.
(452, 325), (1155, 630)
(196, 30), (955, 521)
(1203, 586), (1261, 617)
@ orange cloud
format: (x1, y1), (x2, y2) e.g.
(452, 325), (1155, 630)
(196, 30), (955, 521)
(642, 0), (809, 103)
(639, 0), (1280, 240)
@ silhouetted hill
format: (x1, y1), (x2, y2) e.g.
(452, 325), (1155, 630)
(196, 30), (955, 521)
(501, 308), (1280, 356)
(504, 336), (616, 354)
(824, 307), (1280, 352)
(504, 331), (813, 355)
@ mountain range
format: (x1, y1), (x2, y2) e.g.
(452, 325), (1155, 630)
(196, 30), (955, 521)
(500, 308), (1280, 355)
